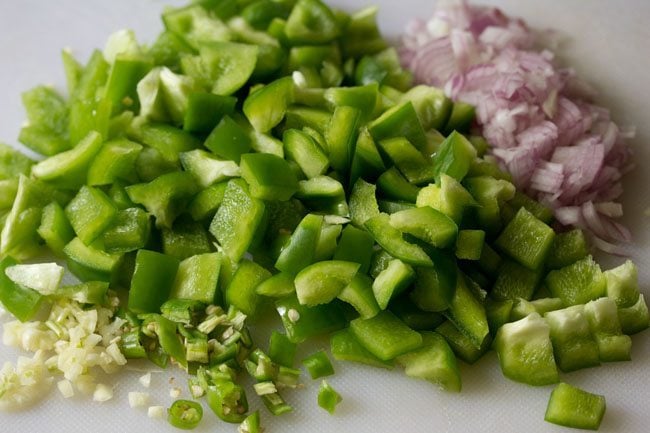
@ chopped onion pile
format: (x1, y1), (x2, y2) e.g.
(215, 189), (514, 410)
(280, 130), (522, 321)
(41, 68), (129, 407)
(399, 0), (634, 253)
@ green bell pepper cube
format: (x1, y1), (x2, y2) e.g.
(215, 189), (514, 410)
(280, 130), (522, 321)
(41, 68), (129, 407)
(127, 171), (199, 229)
(443, 101), (475, 135)
(63, 237), (123, 283)
(545, 305), (600, 372)
(0, 143), (33, 181)
(350, 127), (386, 186)
(226, 259), (271, 316)
(162, 4), (232, 49)
(478, 243), (502, 277)
(21, 85), (68, 138)
(276, 294), (347, 343)
(444, 272), (489, 348)
(302, 350), (334, 379)
(340, 6), (387, 58)
(18, 125), (69, 157)
(508, 191), (553, 224)
(87, 139), (142, 186)
(396, 331), (461, 392)
(180, 149), (241, 189)
(545, 229), (589, 270)
(494, 312), (559, 386)
(101, 207), (151, 254)
(128, 249), (179, 313)
(364, 213), (432, 267)
(200, 42), (258, 95)
(147, 30), (192, 70)
(283, 128), (330, 179)
(546, 256), (606, 306)
(285, 0), (340, 45)
(509, 297), (563, 321)
(256, 272), (296, 298)
(435, 320), (491, 364)
(134, 147), (177, 183)
(338, 273), (380, 319)
(285, 107), (332, 136)
(170, 253), (221, 304)
(226, 18), (284, 80)
(604, 260), (639, 308)
(204, 116), (252, 164)
(417, 173), (476, 224)
(238, 411), (261, 433)
(584, 297), (632, 362)
(350, 310), (422, 361)
(317, 380), (342, 414)
(275, 213), (322, 275)
(268, 330), (297, 368)
(349, 178), (380, 228)
(368, 101), (427, 150)
(68, 50), (110, 144)
(240, 153), (298, 201)
(128, 123), (200, 166)
(330, 328), (393, 369)
(241, 0), (291, 30)
(465, 175), (515, 234)
(495, 207), (555, 270)
(372, 259), (415, 310)
(431, 131), (477, 183)
(183, 92), (237, 133)
(378, 137), (436, 185)
(390, 206), (457, 249)
(491, 259), (542, 301)
(485, 298), (514, 335)
(389, 295), (445, 330)
(618, 294), (650, 335)
(31, 130), (104, 189)
(162, 219), (212, 260)
(326, 106), (361, 175)
(189, 182), (228, 222)
(104, 55), (153, 115)
(159, 298), (205, 325)
(455, 229), (485, 260)
(545, 383), (606, 430)
(65, 186), (117, 245)
(376, 167), (420, 203)
(400, 85), (452, 131)
(244, 76), (294, 133)
(324, 83), (379, 121)
(294, 260), (360, 306)
(333, 225), (375, 274)
(37, 201), (75, 256)
(314, 222), (342, 262)
(0, 194), (43, 261)
(0, 257), (44, 322)
(410, 254), (457, 312)
(61, 49), (83, 99)
(289, 45), (339, 70)
(295, 176), (349, 217)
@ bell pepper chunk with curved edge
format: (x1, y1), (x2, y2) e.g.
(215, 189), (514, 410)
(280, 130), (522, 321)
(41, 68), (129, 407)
(338, 273), (380, 319)
(65, 186), (117, 246)
(372, 259), (414, 310)
(243, 76), (294, 133)
(495, 207), (555, 271)
(396, 331), (461, 392)
(333, 225), (375, 274)
(544, 383), (606, 431)
(31, 130), (104, 190)
(87, 138), (142, 186)
(349, 178), (380, 229)
(294, 260), (360, 306)
(283, 128), (329, 179)
(350, 310), (423, 361)
(494, 312), (559, 386)
(0, 257), (44, 322)
(364, 213), (432, 267)
(63, 237), (123, 283)
(225, 259), (271, 316)
(204, 116), (252, 164)
(376, 167), (420, 203)
(240, 153), (298, 201)
(378, 137), (436, 185)
(37, 201), (75, 256)
(210, 179), (266, 263)
(275, 213), (322, 275)
(546, 256), (606, 307)
(410, 254), (457, 313)
(170, 252), (221, 304)
(444, 272), (489, 348)
(326, 106), (361, 175)
(126, 171), (199, 230)
(128, 249), (179, 314)
(284, 0), (340, 45)
(431, 131), (476, 183)
(544, 305), (600, 372)
(389, 206), (457, 249)
(276, 294), (347, 343)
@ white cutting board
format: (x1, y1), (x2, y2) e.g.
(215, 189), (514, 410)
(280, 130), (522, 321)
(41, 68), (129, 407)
(0, 1), (649, 432)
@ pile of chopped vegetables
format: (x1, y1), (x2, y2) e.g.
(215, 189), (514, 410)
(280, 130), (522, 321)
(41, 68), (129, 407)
(0, 0), (647, 431)
(399, 0), (635, 253)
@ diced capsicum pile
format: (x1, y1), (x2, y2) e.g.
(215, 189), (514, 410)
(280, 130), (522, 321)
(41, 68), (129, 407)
(0, 0), (648, 431)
